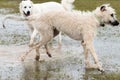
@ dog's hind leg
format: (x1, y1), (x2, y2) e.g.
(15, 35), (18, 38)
(34, 29), (53, 60)
(45, 44), (52, 57)
(33, 38), (52, 61)
(22, 22), (54, 61)
(34, 43), (52, 61)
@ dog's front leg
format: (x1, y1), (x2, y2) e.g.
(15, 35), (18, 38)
(81, 40), (90, 68)
(86, 41), (104, 72)
(29, 29), (38, 47)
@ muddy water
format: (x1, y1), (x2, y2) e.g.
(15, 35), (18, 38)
(0, 36), (120, 80)
(0, 1), (120, 80)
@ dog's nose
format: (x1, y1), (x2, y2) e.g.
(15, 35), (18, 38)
(114, 20), (119, 26)
(109, 20), (119, 26)
(27, 11), (30, 15)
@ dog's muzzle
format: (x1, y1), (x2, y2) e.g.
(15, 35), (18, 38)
(23, 11), (30, 17)
(109, 20), (119, 26)
(100, 23), (105, 27)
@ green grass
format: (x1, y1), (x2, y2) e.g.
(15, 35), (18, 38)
(90, 73), (120, 80)
(0, 0), (120, 20)
(74, 0), (120, 20)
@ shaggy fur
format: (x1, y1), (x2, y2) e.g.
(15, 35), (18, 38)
(22, 4), (119, 72)
(2, 0), (75, 60)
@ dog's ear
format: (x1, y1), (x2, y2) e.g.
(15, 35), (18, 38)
(100, 6), (106, 12)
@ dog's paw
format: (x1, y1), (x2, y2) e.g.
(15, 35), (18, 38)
(35, 55), (40, 61)
(98, 67), (105, 73)
(48, 53), (52, 57)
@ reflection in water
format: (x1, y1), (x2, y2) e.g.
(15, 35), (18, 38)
(21, 57), (83, 80)
(0, 59), (120, 80)
(83, 69), (101, 80)
(22, 61), (47, 80)
(19, 55), (84, 80)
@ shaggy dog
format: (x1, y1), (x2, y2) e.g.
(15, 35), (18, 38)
(2, 0), (75, 60)
(22, 4), (119, 72)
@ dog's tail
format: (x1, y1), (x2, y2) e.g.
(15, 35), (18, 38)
(61, 0), (75, 11)
(2, 15), (25, 28)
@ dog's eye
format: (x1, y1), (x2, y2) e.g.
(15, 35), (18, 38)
(111, 14), (114, 17)
(24, 6), (27, 9)
(29, 6), (31, 8)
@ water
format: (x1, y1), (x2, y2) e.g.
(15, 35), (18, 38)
(0, 0), (120, 80)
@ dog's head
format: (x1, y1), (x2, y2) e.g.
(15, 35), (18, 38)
(95, 4), (119, 26)
(19, 0), (33, 17)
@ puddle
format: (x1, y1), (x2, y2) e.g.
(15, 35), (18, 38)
(0, 37), (120, 80)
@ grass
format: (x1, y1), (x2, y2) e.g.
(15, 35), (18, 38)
(91, 73), (120, 80)
(0, 0), (120, 19)
(74, 0), (120, 20)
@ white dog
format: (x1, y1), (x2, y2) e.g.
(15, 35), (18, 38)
(19, 0), (73, 48)
(22, 4), (119, 72)
(3, 0), (75, 60)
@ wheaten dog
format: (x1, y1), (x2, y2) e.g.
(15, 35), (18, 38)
(22, 4), (119, 72)
(3, 0), (75, 61)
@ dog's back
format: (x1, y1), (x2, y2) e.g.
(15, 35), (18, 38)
(32, 2), (65, 14)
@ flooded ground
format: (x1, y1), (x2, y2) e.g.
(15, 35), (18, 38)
(0, 0), (120, 80)
(0, 12), (120, 79)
